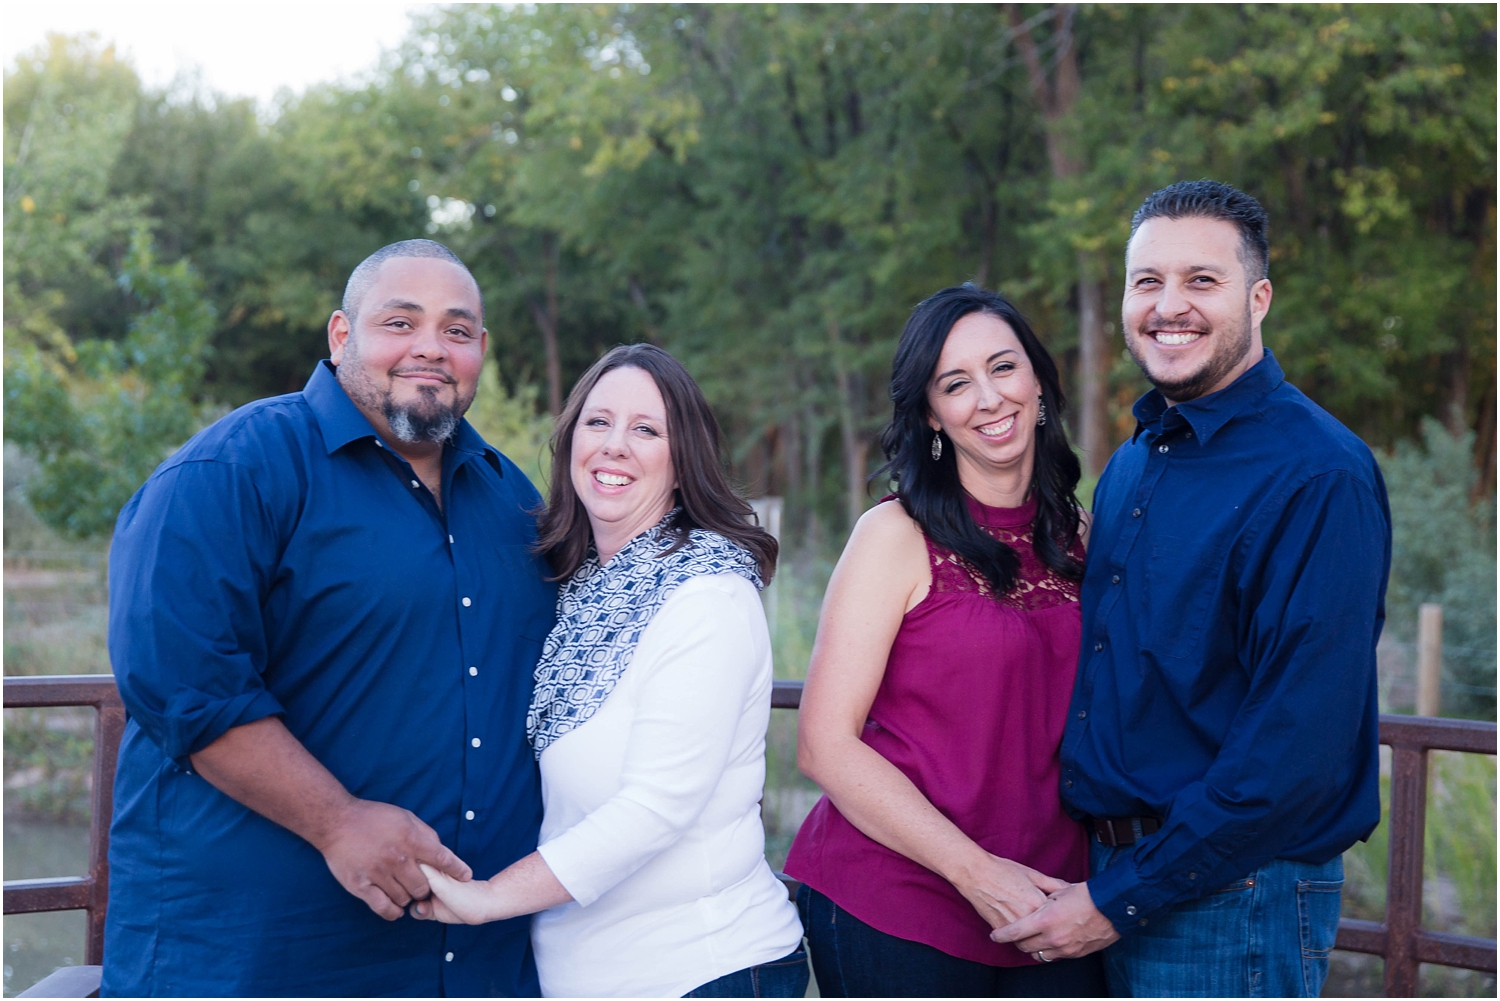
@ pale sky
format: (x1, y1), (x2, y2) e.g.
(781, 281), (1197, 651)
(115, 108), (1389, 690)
(3, 2), (433, 106)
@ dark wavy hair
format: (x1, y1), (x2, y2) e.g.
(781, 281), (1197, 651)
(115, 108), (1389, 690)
(536, 343), (778, 583)
(1131, 180), (1270, 280)
(874, 284), (1083, 594)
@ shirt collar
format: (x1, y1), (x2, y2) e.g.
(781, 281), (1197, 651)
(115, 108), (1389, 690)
(303, 360), (503, 474)
(305, 360), (379, 454)
(1131, 348), (1285, 444)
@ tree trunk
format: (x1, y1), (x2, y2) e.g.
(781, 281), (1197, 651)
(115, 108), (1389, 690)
(1074, 251), (1110, 473)
(783, 410), (802, 537)
(829, 318), (871, 532)
(542, 234), (562, 416)
(627, 277), (661, 344)
(1007, 3), (1111, 477)
(489, 225), (564, 416)
(1471, 377), (1495, 505)
(1441, 346), (1469, 436)
(803, 402), (823, 550)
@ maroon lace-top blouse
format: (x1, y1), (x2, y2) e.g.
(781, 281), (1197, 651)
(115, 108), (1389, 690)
(784, 494), (1089, 966)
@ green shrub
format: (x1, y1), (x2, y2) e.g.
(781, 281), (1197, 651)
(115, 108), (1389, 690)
(1379, 419), (1497, 719)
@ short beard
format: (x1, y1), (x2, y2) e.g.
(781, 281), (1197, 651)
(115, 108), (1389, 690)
(385, 394), (459, 444)
(337, 337), (470, 445)
(1126, 300), (1254, 403)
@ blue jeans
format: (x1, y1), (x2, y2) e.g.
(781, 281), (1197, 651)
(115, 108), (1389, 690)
(1092, 841), (1344, 997)
(797, 885), (1108, 998)
(683, 947), (811, 998)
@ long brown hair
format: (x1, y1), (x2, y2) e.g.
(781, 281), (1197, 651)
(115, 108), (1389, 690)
(536, 343), (778, 583)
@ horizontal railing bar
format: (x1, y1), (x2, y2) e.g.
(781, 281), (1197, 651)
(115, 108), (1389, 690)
(4, 877), (92, 914)
(3, 675), (121, 710)
(1414, 928), (1498, 974)
(1379, 714), (1496, 755)
(1336, 917), (1389, 956)
(7, 675), (1495, 985)
(771, 682), (1500, 757)
(15, 964), (102, 999)
(771, 679), (803, 710)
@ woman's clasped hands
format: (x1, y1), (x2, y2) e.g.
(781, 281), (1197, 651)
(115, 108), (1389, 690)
(409, 863), (495, 925)
(953, 852), (1071, 932)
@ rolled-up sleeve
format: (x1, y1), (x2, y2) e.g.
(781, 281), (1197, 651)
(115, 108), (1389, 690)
(537, 585), (755, 907)
(1087, 470), (1390, 927)
(108, 459), (286, 763)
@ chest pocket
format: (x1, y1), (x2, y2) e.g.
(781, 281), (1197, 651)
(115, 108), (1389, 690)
(1144, 536), (1229, 663)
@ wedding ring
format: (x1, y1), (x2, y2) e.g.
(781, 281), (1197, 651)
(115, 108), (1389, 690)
(1036, 950), (1052, 963)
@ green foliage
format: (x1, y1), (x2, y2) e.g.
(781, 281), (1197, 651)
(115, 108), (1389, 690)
(464, 359), (553, 495)
(1381, 418), (1497, 717)
(1426, 751), (1498, 939)
(2, 8), (1494, 546)
(2, 708), (96, 823)
(5, 231), (215, 537)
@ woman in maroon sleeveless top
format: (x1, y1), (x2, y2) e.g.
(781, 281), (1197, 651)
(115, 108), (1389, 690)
(785, 286), (1107, 997)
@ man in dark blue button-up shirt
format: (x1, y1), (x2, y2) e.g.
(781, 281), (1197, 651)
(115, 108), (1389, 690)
(104, 241), (556, 996)
(995, 183), (1389, 997)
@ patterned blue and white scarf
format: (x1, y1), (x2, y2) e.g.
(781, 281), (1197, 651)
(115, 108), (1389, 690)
(527, 508), (763, 757)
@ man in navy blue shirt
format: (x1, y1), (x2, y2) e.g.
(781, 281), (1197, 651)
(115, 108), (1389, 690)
(995, 182), (1390, 997)
(104, 240), (557, 996)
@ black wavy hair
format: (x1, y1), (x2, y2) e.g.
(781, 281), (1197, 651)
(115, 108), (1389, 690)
(874, 284), (1083, 595)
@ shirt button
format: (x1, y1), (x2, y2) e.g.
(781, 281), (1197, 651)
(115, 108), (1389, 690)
(471, 737), (481, 748)
(469, 666), (478, 676)
(1125, 905), (1138, 917)
(1094, 641), (1104, 652)
(375, 440), (384, 448)
(1077, 710), (1087, 719)
(445, 952), (454, 962)
(1184, 430), (1193, 438)
(1111, 574), (1121, 584)
(462, 597), (471, 607)
(1064, 779), (1073, 788)
(448, 534), (455, 544)
(1138, 918), (1148, 927)
(1132, 507), (1142, 518)
(1188, 872), (1198, 881)
(1158, 444), (1169, 454)
(465, 810), (475, 820)
(410, 479), (420, 488)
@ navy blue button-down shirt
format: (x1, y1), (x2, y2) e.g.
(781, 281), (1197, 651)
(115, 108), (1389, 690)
(104, 361), (556, 997)
(1061, 351), (1390, 931)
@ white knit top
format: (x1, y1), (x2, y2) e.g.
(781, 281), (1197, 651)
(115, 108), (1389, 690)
(531, 573), (804, 998)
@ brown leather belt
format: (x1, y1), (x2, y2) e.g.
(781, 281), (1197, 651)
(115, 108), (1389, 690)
(1091, 816), (1162, 847)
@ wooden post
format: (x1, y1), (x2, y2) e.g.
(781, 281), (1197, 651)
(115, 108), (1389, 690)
(1417, 603), (1443, 718)
(86, 692), (125, 966)
(1384, 743), (1430, 996)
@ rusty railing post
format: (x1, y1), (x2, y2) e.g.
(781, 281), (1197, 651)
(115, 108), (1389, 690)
(1384, 739), (1429, 996)
(85, 689), (125, 965)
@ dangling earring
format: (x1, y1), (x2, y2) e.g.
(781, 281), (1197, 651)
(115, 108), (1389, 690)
(931, 432), (943, 461)
(1036, 400), (1047, 426)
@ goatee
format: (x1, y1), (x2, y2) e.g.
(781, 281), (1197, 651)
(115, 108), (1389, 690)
(385, 394), (459, 444)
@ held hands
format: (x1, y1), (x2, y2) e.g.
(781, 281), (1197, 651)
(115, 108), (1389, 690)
(989, 881), (1120, 960)
(410, 863), (501, 925)
(954, 854), (1071, 932)
(314, 799), (472, 921)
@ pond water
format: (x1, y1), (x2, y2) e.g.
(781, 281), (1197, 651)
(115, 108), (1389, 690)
(3, 821), (90, 997)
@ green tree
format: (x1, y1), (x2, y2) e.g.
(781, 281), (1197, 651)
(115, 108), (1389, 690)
(5, 230), (216, 537)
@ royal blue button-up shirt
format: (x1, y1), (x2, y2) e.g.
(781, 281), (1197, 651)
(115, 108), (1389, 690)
(103, 361), (556, 997)
(1061, 350), (1390, 931)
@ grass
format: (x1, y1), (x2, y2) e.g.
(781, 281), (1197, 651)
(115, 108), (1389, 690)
(1335, 750), (1497, 997)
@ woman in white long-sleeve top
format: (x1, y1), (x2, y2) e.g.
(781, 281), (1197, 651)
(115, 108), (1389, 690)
(414, 343), (806, 999)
